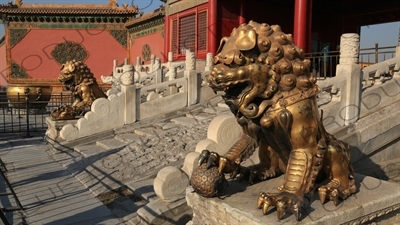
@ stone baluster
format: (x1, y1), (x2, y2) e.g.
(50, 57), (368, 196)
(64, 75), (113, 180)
(154, 58), (162, 83)
(185, 50), (196, 72)
(166, 66), (177, 81)
(113, 59), (117, 77)
(336, 33), (362, 125)
(167, 52), (173, 68)
(167, 66), (178, 94)
(121, 84), (138, 124)
(184, 50), (199, 106)
(150, 54), (155, 72)
(136, 56), (142, 73)
(121, 59), (134, 85)
(205, 52), (213, 72)
(394, 45), (400, 77)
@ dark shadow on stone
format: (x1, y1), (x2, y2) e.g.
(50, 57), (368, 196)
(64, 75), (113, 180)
(350, 143), (391, 181)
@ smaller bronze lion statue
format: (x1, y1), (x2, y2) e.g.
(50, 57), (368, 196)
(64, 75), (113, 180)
(51, 60), (107, 120)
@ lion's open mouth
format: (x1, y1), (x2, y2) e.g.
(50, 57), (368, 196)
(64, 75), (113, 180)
(209, 80), (252, 101)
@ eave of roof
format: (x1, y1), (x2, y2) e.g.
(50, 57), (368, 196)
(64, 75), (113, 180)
(0, 3), (139, 15)
(125, 7), (165, 28)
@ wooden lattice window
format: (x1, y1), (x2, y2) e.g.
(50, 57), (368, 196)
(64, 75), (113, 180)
(197, 11), (207, 51)
(171, 19), (178, 55)
(179, 14), (196, 54)
(170, 9), (208, 56)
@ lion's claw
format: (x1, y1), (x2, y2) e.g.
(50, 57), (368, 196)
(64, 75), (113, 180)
(198, 150), (210, 166)
(198, 150), (239, 175)
(257, 192), (303, 221)
(206, 152), (219, 169)
(318, 178), (356, 206)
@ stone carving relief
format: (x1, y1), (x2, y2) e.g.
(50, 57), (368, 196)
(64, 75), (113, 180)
(339, 33), (360, 64)
(51, 41), (88, 65)
(142, 44), (152, 62)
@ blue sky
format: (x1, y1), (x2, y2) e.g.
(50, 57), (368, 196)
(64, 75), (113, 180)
(360, 21), (400, 48)
(0, 0), (399, 50)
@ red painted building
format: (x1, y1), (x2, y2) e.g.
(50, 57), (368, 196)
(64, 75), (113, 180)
(1, 0), (399, 90)
(163, 0), (400, 59)
(126, 7), (165, 64)
(0, 1), (138, 92)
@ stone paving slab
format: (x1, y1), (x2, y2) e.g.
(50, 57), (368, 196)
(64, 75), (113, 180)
(0, 101), (226, 224)
(96, 138), (127, 151)
(187, 173), (400, 225)
(203, 106), (230, 115)
(133, 127), (180, 137)
(114, 133), (142, 144)
(64, 215), (124, 225)
(137, 197), (192, 225)
(108, 196), (145, 224)
(185, 112), (215, 121)
(217, 102), (229, 108)
(160, 122), (181, 130)
(170, 117), (197, 126)
(74, 144), (107, 157)
(126, 179), (157, 202)
(0, 133), (120, 225)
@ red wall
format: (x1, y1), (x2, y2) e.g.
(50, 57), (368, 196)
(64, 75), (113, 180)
(130, 31), (164, 64)
(0, 44), (7, 89)
(10, 29), (128, 83)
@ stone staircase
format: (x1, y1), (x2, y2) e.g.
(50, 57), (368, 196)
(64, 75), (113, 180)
(46, 88), (383, 224)
(48, 97), (231, 224)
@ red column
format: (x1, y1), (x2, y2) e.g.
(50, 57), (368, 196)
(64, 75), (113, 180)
(238, 0), (245, 25)
(293, 0), (312, 53)
(163, 15), (170, 62)
(209, 0), (217, 54)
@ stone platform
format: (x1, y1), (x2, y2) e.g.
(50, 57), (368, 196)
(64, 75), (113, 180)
(186, 174), (400, 225)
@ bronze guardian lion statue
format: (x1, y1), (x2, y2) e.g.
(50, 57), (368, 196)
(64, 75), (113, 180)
(191, 21), (356, 220)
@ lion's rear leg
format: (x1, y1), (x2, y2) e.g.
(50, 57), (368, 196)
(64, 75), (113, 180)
(319, 140), (357, 205)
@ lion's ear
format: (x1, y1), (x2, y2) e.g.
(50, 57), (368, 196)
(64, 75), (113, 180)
(235, 29), (256, 51)
(216, 37), (228, 55)
(68, 63), (75, 72)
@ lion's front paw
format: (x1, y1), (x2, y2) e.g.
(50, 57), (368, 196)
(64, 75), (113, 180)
(257, 191), (303, 221)
(198, 150), (240, 179)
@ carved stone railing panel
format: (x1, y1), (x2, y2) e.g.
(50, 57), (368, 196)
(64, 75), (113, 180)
(139, 77), (187, 103)
(362, 56), (400, 87)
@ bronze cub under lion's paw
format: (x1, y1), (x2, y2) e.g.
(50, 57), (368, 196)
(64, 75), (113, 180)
(192, 21), (356, 221)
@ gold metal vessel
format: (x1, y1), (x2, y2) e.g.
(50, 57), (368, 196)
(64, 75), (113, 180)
(6, 84), (52, 109)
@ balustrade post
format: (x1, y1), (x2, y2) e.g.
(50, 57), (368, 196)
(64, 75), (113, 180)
(121, 84), (137, 124)
(185, 50), (199, 106)
(375, 43), (379, 63)
(394, 44), (400, 77)
(205, 53), (213, 72)
(136, 56), (142, 72)
(150, 54), (155, 72)
(167, 52), (173, 68)
(113, 59), (117, 76)
(336, 33), (362, 125)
